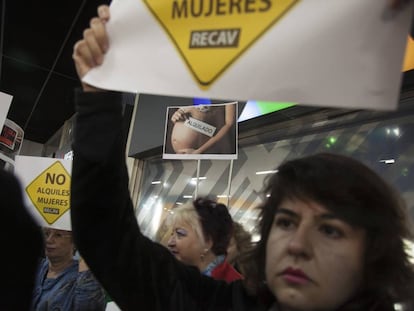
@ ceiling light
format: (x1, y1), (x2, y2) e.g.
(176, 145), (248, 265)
(379, 159), (395, 164)
(255, 170), (278, 175)
(404, 239), (414, 264)
(190, 177), (206, 185)
(191, 177), (206, 181)
(151, 180), (161, 185)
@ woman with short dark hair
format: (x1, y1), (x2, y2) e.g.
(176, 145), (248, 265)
(246, 153), (414, 309)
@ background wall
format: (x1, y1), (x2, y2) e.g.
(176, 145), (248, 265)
(133, 100), (414, 242)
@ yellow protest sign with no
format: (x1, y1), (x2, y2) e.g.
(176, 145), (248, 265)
(143, 0), (299, 86)
(25, 161), (71, 225)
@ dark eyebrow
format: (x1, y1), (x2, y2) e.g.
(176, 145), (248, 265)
(275, 208), (299, 218)
(275, 208), (339, 220)
(319, 213), (338, 220)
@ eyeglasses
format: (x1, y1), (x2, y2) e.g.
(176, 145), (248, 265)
(42, 229), (72, 240)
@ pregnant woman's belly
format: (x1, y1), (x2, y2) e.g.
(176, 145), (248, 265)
(171, 122), (209, 152)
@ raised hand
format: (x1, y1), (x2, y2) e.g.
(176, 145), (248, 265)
(72, 5), (110, 92)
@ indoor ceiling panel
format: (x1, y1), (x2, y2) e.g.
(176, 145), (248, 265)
(0, 0), (109, 144)
(22, 71), (80, 142)
(1, 56), (48, 127)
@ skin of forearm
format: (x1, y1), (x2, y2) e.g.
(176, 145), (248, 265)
(196, 124), (232, 154)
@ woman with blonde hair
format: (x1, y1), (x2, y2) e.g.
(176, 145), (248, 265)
(167, 198), (242, 282)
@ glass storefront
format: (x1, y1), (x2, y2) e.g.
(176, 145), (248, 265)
(134, 97), (414, 245)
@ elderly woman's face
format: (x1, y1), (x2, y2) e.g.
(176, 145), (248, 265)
(43, 228), (74, 260)
(167, 220), (207, 269)
(265, 199), (366, 311)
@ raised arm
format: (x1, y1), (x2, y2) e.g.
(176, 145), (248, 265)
(70, 6), (234, 311)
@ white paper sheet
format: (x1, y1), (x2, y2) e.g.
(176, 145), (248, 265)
(0, 91), (12, 130)
(83, 0), (413, 111)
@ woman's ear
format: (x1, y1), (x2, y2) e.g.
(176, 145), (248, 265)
(205, 237), (213, 251)
(199, 238), (214, 261)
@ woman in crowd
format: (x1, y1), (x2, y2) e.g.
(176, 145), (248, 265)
(167, 198), (242, 282)
(31, 227), (106, 311)
(70, 3), (414, 311)
(226, 221), (255, 277)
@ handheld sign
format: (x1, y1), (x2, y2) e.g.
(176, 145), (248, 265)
(14, 156), (72, 231)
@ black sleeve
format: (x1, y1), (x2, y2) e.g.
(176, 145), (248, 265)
(70, 91), (235, 311)
(0, 169), (44, 310)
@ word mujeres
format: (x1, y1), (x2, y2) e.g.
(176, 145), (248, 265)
(172, 0), (271, 18)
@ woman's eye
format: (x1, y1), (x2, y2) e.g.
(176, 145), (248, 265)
(176, 230), (187, 238)
(275, 217), (295, 230)
(319, 224), (343, 238)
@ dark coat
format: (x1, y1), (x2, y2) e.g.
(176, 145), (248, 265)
(0, 168), (44, 310)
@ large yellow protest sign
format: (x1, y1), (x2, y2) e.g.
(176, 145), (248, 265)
(25, 161), (71, 225)
(143, 0), (299, 86)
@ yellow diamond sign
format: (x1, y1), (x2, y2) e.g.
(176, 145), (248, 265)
(143, 0), (299, 87)
(26, 161), (71, 225)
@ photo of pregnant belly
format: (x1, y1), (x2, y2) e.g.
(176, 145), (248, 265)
(164, 103), (237, 160)
(171, 119), (212, 152)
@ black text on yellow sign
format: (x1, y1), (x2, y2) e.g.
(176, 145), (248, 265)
(143, 0), (299, 86)
(26, 161), (71, 225)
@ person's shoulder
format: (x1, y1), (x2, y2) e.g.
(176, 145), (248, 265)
(212, 260), (243, 282)
(0, 170), (38, 228)
(36, 258), (49, 276)
(225, 278), (266, 310)
(0, 169), (23, 203)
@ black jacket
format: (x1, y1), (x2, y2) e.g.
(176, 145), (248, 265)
(0, 168), (44, 310)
